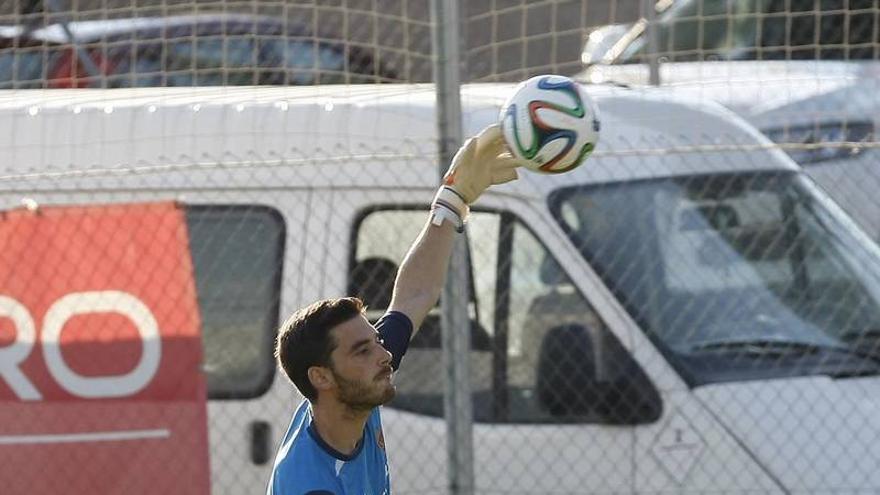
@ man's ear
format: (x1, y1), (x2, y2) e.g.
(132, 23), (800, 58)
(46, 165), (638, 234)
(308, 366), (335, 393)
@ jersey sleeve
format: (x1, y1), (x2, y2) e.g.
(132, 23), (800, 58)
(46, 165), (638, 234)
(375, 311), (413, 370)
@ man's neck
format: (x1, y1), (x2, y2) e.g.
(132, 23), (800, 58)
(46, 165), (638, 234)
(310, 400), (372, 456)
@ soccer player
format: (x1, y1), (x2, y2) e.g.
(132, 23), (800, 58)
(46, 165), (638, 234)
(267, 124), (520, 495)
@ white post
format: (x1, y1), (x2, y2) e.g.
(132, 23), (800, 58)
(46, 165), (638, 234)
(430, 0), (475, 494)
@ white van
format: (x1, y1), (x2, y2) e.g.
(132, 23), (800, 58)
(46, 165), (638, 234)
(2, 84), (880, 494)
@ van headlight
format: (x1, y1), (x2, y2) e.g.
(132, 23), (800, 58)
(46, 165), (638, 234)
(762, 121), (874, 164)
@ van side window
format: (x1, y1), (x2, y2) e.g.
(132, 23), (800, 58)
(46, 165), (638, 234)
(185, 205), (285, 399)
(350, 209), (489, 418)
(350, 208), (660, 424)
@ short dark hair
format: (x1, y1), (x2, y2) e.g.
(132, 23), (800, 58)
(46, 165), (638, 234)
(275, 297), (365, 401)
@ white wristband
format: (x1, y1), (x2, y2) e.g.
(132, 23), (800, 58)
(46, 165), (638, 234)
(432, 186), (469, 220)
(430, 205), (465, 233)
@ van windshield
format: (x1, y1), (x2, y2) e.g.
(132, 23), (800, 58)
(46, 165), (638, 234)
(551, 171), (880, 385)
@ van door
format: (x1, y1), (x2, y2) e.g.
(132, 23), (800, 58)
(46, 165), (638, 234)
(342, 196), (663, 493)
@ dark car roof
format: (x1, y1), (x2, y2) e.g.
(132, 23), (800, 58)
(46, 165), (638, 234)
(0, 34), (57, 49)
(13, 13), (309, 43)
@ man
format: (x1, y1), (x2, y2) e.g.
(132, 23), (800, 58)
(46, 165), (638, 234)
(267, 124), (520, 495)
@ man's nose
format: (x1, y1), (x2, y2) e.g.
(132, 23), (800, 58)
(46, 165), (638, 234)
(378, 345), (392, 365)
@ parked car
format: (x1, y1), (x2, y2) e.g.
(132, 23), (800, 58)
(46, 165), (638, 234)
(577, 0), (880, 245)
(0, 13), (398, 88)
(748, 79), (880, 236)
(0, 34), (65, 89)
(4, 83), (880, 494)
(579, 0), (880, 110)
(582, 0), (880, 67)
(579, 0), (880, 105)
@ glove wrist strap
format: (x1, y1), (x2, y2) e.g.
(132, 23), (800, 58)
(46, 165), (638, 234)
(431, 186), (469, 233)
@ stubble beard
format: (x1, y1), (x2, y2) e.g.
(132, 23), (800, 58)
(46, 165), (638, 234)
(333, 370), (396, 412)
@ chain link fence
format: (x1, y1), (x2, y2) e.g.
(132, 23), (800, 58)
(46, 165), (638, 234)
(0, 0), (879, 494)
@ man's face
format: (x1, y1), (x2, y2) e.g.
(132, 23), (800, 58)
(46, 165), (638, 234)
(326, 314), (395, 411)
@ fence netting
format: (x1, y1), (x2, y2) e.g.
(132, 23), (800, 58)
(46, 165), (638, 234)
(0, 1), (878, 494)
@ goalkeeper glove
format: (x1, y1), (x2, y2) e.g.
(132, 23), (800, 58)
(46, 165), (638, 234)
(432, 124), (520, 232)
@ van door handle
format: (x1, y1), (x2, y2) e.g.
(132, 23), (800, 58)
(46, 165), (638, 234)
(250, 420), (271, 465)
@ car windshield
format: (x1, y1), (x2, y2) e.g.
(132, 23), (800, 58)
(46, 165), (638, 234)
(551, 171), (880, 385)
(616, 0), (880, 63)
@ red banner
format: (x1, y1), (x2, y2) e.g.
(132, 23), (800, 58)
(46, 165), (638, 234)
(0, 201), (209, 494)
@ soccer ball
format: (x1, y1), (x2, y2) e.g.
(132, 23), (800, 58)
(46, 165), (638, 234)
(500, 75), (601, 174)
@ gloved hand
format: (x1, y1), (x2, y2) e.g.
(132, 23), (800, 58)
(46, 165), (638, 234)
(443, 124), (520, 204)
(431, 125), (520, 232)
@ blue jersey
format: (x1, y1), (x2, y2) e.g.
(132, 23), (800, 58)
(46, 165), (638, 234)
(267, 311), (413, 495)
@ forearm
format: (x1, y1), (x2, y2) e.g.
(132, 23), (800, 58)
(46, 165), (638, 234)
(387, 124), (518, 332)
(388, 217), (457, 330)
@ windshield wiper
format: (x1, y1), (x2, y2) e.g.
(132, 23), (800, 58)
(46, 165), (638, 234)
(841, 329), (880, 342)
(688, 339), (880, 377)
(606, 19), (647, 64)
(689, 340), (840, 357)
(841, 329), (880, 357)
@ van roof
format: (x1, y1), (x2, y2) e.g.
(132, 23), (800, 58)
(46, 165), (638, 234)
(0, 84), (797, 194)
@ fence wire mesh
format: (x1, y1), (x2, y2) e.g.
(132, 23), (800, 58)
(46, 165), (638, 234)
(0, 1), (879, 495)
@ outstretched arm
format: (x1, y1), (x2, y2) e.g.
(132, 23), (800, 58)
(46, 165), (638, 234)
(388, 124), (519, 331)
